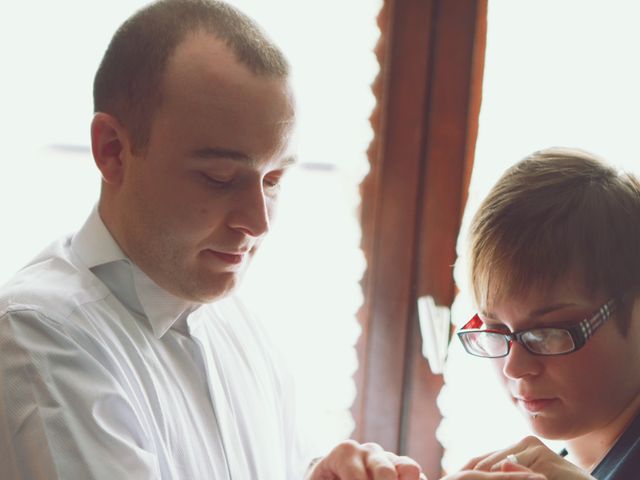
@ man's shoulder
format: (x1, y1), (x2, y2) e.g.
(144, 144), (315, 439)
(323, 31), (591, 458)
(0, 236), (108, 322)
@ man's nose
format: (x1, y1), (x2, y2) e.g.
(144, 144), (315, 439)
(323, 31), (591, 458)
(228, 183), (271, 237)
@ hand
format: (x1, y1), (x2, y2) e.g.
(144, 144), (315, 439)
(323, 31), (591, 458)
(305, 440), (425, 480)
(441, 456), (546, 479)
(439, 467), (546, 480)
(461, 436), (594, 480)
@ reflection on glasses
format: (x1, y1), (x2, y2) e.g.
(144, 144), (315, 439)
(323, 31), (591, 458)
(457, 299), (616, 358)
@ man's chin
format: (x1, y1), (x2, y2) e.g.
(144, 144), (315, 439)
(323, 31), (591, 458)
(188, 271), (241, 303)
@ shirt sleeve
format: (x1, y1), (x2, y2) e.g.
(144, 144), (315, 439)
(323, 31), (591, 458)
(0, 309), (160, 480)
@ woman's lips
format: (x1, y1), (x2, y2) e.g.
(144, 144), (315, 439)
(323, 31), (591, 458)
(516, 397), (556, 413)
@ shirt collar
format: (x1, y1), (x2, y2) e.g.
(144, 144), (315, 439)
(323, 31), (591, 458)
(71, 207), (200, 338)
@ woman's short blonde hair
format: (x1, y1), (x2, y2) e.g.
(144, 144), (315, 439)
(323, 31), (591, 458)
(469, 147), (640, 332)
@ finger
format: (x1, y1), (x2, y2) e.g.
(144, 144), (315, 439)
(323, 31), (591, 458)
(310, 440), (368, 480)
(474, 448), (522, 472)
(487, 452), (534, 474)
(309, 456), (367, 480)
(460, 450), (499, 470)
(490, 454), (520, 473)
(361, 443), (398, 480)
(388, 453), (423, 480)
(476, 443), (537, 472)
(444, 471), (546, 480)
(500, 462), (533, 473)
(487, 447), (542, 473)
(473, 437), (543, 472)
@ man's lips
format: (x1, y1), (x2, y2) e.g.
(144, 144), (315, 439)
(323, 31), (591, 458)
(205, 249), (248, 265)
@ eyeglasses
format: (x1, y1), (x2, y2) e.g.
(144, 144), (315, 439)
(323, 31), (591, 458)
(457, 299), (616, 358)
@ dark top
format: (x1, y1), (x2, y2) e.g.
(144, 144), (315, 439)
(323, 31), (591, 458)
(591, 410), (640, 480)
(560, 411), (640, 479)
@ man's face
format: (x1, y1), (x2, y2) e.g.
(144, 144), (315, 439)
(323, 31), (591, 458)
(481, 277), (640, 441)
(116, 32), (296, 302)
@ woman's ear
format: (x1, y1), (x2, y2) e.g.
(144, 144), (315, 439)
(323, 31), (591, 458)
(90, 113), (131, 186)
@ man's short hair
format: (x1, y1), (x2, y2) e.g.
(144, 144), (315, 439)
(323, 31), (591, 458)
(93, 0), (290, 153)
(469, 147), (640, 332)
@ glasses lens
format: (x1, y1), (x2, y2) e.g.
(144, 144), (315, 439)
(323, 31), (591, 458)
(460, 331), (508, 357)
(520, 328), (575, 355)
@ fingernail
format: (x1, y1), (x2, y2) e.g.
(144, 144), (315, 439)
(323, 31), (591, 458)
(527, 475), (545, 480)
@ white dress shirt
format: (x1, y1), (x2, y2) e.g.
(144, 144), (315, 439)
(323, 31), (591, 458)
(0, 209), (307, 479)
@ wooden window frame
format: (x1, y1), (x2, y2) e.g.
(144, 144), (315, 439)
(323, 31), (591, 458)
(353, 1), (488, 477)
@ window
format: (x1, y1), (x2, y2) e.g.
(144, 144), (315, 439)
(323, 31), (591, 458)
(440, 0), (640, 471)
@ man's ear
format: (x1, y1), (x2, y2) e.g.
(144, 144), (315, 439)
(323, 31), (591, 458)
(91, 113), (132, 186)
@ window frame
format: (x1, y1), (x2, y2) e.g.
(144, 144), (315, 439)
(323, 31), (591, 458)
(353, 0), (487, 476)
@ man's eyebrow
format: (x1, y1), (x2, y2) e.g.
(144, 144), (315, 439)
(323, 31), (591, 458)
(192, 147), (252, 163)
(191, 147), (297, 167)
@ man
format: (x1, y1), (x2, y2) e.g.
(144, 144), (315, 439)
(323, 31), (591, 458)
(0, 1), (424, 479)
(442, 147), (640, 479)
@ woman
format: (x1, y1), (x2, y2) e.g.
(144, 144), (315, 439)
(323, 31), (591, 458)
(444, 148), (640, 480)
